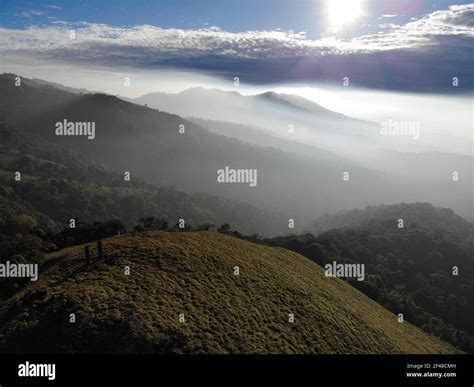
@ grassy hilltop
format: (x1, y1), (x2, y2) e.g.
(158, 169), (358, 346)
(0, 231), (458, 354)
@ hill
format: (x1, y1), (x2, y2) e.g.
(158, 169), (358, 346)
(312, 202), (474, 236)
(1, 73), (471, 225)
(0, 73), (399, 227)
(189, 117), (347, 163)
(0, 231), (457, 354)
(0, 124), (287, 240)
(262, 203), (474, 352)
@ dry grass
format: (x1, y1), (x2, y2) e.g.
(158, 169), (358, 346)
(0, 231), (458, 354)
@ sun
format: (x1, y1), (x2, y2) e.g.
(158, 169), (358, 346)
(327, 0), (364, 31)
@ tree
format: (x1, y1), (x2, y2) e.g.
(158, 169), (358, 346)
(218, 223), (231, 233)
(196, 223), (215, 231)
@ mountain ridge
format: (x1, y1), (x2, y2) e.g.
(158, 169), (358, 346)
(312, 202), (473, 235)
(135, 86), (374, 127)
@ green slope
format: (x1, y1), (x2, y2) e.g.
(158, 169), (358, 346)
(0, 231), (458, 354)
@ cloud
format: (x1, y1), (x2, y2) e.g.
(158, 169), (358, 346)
(15, 9), (44, 18)
(1, 5), (473, 57)
(0, 4), (473, 91)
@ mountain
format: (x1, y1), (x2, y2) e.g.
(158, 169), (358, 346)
(134, 86), (376, 138)
(134, 87), (473, 179)
(312, 202), (474, 236)
(0, 73), (471, 227)
(132, 85), (473, 219)
(0, 230), (457, 354)
(138, 87), (362, 122)
(30, 78), (94, 95)
(189, 117), (348, 163)
(257, 90), (353, 121)
(0, 73), (401, 228)
(133, 87), (385, 166)
(0, 125), (287, 238)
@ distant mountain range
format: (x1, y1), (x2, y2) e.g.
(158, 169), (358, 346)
(133, 86), (376, 138)
(137, 86), (358, 120)
(133, 86), (473, 182)
(0, 73), (471, 229)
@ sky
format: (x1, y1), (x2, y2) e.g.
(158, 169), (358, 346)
(0, 0), (473, 93)
(1, 0), (472, 37)
(0, 0), (472, 157)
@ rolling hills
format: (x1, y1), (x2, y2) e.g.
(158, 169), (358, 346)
(0, 230), (458, 354)
(2, 73), (471, 228)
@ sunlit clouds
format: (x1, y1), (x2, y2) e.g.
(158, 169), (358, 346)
(1, 4), (472, 62)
